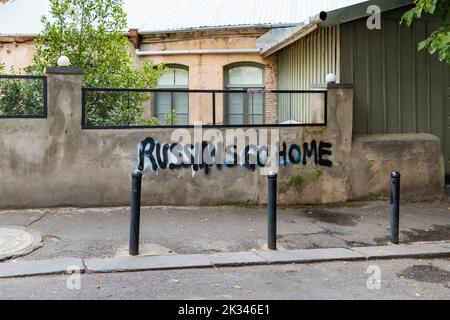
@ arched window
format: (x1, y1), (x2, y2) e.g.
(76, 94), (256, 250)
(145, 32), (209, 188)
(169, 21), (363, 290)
(225, 63), (264, 125)
(156, 65), (189, 125)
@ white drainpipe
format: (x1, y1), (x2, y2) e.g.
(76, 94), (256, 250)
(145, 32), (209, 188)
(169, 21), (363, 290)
(135, 48), (261, 56)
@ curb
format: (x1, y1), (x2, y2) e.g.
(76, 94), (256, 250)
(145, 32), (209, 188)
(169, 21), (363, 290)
(0, 258), (83, 279)
(1, 242), (450, 279)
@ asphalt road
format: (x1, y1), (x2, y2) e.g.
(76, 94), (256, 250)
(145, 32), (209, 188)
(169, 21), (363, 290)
(0, 258), (449, 300)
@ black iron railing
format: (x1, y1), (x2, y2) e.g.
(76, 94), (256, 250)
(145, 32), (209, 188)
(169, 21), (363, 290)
(0, 75), (48, 118)
(81, 87), (327, 129)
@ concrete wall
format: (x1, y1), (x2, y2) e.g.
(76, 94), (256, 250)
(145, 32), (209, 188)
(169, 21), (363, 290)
(0, 69), (350, 208)
(0, 70), (444, 208)
(351, 134), (445, 201)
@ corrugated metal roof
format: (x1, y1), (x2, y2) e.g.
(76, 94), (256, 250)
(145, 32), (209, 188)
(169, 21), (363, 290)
(0, 0), (369, 36)
(0, 0), (50, 36)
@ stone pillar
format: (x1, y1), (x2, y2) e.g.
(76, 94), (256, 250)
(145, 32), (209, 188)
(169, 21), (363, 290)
(45, 67), (83, 172)
(319, 83), (354, 203)
(305, 83), (354, 203)
(45, 67), (83, 133)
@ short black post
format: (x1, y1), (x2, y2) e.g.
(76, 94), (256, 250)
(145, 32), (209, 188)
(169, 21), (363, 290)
(267, 172), (277, 250)
(129, 170), (142, 256)
(390, 171), (401, 244)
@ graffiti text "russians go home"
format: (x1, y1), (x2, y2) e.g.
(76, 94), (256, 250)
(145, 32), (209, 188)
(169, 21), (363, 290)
(136, 137), (333, 175)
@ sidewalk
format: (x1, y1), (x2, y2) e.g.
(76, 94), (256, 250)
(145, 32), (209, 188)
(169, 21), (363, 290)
(0, 200), (450, 278)
(1, 200), (450, 260)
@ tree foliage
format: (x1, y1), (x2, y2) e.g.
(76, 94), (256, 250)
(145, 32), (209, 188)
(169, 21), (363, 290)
(0, 59), (44, 116)
(164, 108), (178, 125)
(28, 0), (165, 125)
(402, 0), (450, 64)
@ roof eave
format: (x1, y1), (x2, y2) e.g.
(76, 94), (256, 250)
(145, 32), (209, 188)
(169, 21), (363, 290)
(319, 0), (412, 27)
(0, 33), (37, 38)
(136, 23), (299, 36)
(258, 23), (319, 58)
(258, 0), (413, 57)
(257, 12), (327, 57)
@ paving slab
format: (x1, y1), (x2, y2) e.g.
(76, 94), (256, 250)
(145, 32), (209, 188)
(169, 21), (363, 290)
(438, 242), (450, 249)
(85, 254), (212, 273)
(255, 247), (365, 263)
(114, 243), (177, 257)
(207, 251), (266, 266)
(352, 243), (450, 259)
(0, 258), (84, 278)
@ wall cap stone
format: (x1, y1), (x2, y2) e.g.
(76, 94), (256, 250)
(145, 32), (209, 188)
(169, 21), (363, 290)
(45, 67), (83, 75)
(353, 133), (441, 143)
(312, 83), (354, 89)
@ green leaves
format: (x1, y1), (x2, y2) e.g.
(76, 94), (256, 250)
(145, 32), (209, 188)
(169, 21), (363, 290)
(0, 78), (44, 116)
(27, 0), (166, 125)
(164, 109), (178, 126)
(0, 58), (44, 116)
(401, 0), (450, 64)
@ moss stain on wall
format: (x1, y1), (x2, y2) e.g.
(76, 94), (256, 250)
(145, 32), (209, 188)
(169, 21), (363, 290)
(279, 169), (323, 194)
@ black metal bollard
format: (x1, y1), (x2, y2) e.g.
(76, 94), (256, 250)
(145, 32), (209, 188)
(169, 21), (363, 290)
(390, 171), (401, 244)
(129, 170), (142, 256)
(267, 172), (277, 250)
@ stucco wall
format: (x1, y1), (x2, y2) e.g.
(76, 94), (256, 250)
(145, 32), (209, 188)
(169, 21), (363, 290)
(0, 70), (349, 208)
(351, 134), (445, 201)
(0, 70), (444, 208)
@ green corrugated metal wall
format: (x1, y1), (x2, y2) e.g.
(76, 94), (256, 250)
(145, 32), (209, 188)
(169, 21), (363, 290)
(277, 6), (450, 172)
(340, 7), (450, 172)
(278, 26), (339, 123)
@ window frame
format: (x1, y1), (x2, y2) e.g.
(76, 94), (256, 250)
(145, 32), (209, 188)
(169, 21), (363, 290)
(154, 64), (189, 125)
(224, 62), (266, 125)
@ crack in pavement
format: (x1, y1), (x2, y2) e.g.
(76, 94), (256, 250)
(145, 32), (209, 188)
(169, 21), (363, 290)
(278, 231), (326, 238)
(26, 211), (51, 227)
(308, 220), (350, 245)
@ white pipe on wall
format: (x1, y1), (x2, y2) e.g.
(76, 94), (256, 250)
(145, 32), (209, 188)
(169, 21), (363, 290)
(135, 48), (261, 56)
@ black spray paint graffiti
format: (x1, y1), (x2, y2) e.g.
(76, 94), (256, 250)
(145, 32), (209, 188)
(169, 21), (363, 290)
(136, 137), (333, 175)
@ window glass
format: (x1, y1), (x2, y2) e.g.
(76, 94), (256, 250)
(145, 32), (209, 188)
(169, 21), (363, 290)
(173, 92), (188, 114)
(226, 64), (264, 125)
(156, 66), (189, 125)
(174, 68), (189, 86)
(157, 71), (175, 87)
(157, 66), (189, 87)
(227, 66), (264, 87)
(227, 93), (244, 114)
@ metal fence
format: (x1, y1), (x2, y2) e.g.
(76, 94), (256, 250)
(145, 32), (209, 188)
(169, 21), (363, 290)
(0, 75), (48, 118)
(81, 87), (327, 129)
